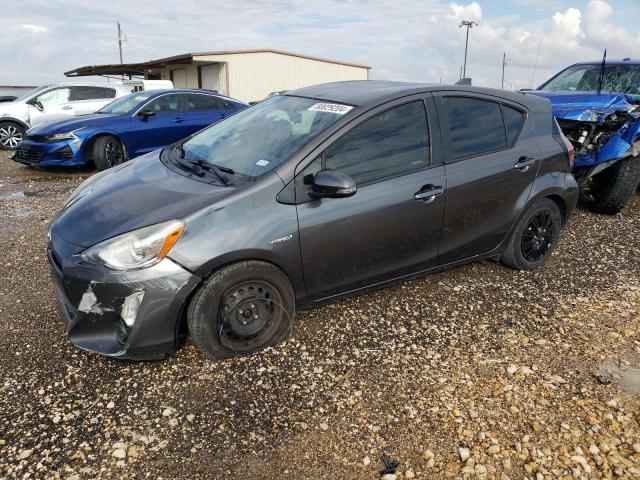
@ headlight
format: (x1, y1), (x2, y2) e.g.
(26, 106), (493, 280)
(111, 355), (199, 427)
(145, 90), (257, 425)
(80, 220), (185, 270)
(45, 128), (84, 141)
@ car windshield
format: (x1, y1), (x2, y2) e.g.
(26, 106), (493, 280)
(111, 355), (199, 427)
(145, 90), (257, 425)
(14, 85), (50, 102)
(179, 95), (352, 178)
(97, 92), (153, 114)
(540, 64), (640, 96)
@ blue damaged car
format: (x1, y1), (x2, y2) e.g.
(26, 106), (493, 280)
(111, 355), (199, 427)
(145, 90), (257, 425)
(13, 89), (247, 171)
(528, 58), (640, 214)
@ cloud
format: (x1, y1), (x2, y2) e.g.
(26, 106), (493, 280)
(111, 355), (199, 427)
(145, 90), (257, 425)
(15, 24), (49, 34)
(0, 0), (638, 90)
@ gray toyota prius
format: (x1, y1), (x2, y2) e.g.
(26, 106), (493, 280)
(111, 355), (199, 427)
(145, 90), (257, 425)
(48, 81), (579, 360)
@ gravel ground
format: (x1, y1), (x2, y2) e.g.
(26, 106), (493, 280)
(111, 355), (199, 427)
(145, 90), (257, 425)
(0, 151), (638, 480)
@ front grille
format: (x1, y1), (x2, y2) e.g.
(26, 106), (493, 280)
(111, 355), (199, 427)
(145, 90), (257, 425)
(15, 148), (44, 163)
(24, 134), (48, 143)
(55, 145), (73, 160)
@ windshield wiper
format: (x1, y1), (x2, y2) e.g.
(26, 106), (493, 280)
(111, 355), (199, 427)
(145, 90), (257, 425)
(185, 158), (233, 186)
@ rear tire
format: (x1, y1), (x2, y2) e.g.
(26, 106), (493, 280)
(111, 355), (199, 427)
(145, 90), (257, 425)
(501, 198), (563, 271)
(583, 157), (640, 215)
(187, 261), (295, 359)
(92, 135), (126, 170)
(0, 121), (25, 150)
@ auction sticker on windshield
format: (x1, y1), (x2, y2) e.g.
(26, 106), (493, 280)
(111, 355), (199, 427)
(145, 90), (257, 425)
(308, 103), (354, 115)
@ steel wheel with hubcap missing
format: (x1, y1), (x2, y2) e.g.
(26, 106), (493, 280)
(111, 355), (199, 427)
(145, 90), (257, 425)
(188, 261), (295, 359)
(0, 123), (24, 150)
(218, 281), (284, 352)
(501, 198), (563, 270)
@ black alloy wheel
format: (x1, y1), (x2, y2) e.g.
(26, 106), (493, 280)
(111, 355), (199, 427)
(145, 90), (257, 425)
(521, 210), (555, 262)
(501, 198), (563, 270)
(104, 138), (125, 167)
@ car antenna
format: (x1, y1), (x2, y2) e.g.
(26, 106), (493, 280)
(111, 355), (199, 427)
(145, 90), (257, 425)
(596, 49), (607, 95)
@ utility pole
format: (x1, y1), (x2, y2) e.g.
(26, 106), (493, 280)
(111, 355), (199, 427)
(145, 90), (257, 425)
(459, 20), (478, 79)
(117, 20), (124, 64)
(501, 52), (506, 89)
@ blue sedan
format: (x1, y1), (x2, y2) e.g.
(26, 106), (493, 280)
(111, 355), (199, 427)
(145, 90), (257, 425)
(13, 89), (247, 170)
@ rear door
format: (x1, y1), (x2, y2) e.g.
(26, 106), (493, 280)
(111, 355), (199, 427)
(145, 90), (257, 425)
(123, 93), (186, 157)
(72, 86), (117, 115)
(434, 93), (537, 263)
(183, 93), (237, 135)
(295, 97), (446, 300)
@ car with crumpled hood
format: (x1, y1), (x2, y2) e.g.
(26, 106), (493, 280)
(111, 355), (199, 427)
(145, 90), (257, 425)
(527, 58), (640, 214)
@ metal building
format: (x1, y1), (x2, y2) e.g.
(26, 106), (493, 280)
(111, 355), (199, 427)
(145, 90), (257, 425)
(65, 49), (371, 103)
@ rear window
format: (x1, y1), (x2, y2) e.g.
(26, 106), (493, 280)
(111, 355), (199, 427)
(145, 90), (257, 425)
(442, 96), (506, 159)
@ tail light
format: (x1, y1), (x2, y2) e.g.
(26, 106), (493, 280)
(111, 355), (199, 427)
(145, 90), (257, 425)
(555, 118), (575, 169)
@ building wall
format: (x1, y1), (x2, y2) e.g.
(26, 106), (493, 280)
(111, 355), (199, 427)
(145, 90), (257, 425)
(147, 51), (369, 103)
(195, 51), (368, 103)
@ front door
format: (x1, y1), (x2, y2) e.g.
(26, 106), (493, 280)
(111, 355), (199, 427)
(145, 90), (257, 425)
(295, 99), (446, 300)
(28, 86), (74, 126)
(434, 94), (539, 263)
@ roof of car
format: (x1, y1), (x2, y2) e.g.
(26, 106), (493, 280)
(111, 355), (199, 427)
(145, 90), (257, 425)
(136, 88), (243, 102)
(573, 58), (640, 65)
(286, 80), (542, 108)
(51, 81), (130, 89)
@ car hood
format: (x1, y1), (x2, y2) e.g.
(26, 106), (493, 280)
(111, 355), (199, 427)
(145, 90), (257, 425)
(527, 90), (640, 122)
(52, 152), (233, 248)
(28, 113), (125, 135)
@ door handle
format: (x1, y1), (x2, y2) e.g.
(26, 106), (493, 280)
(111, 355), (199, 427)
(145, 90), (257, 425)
(61, 105), (73, 110)
(514, 156), (537, 171)
(414, 185), (444, 203)
(172, 117), (184, 123)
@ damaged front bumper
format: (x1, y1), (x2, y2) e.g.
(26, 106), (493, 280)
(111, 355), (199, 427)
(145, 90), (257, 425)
(47, 231), (200, 360)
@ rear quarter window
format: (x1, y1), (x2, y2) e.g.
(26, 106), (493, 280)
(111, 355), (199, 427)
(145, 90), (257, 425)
(185, 94), (233, 111)
(442, 96), (506, 159)
(502, 105), (525, 145)
(75, 86), (116, 100)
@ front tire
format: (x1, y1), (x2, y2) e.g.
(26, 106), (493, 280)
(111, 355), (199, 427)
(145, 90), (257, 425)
(583, 157), (640, 215)
(92, 135), (126, 170)
(187, 261), (295, 359)
(501, 198), (563, 270)
(0, 121), (25, 150)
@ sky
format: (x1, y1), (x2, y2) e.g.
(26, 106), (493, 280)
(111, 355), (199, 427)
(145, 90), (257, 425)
(2, 0), (639, 91)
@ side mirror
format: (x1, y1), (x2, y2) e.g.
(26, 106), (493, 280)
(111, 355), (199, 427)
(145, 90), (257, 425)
(138, 109), (156, 119)
(28, 100), (44, 111)
(310, 169), (357, 199)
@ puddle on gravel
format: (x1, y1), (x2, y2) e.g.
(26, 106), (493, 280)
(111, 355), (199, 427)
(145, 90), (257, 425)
(0, 190), (36, 220)
(599, 360), (640, 396)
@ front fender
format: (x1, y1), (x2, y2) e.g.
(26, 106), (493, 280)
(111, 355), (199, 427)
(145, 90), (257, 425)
(167, 173), (307, 303)
(0, 116), (29, 129)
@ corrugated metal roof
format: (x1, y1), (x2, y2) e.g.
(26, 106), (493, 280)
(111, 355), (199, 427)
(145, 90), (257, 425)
(65, 49), (370, 77)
